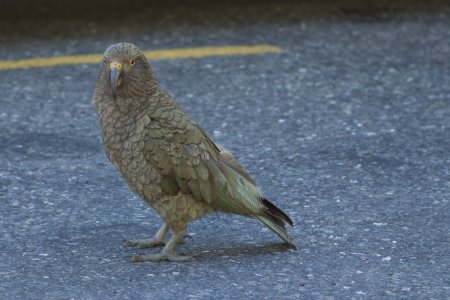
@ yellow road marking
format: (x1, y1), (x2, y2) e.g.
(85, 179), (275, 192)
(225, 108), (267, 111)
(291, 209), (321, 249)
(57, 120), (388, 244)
(0, 44), (281, 71)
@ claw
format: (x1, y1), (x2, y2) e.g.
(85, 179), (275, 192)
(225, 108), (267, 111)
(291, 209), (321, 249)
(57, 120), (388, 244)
(124, 223), (169, 249)
(126, 223), (191, 262)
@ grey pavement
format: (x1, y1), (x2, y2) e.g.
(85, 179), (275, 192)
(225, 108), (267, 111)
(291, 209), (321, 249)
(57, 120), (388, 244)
(1, 0), (449, 299)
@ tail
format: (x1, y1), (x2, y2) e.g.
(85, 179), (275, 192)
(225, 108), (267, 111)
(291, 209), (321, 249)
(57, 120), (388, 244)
(256, 198), (297, 249)
(207, 149), (296, 249)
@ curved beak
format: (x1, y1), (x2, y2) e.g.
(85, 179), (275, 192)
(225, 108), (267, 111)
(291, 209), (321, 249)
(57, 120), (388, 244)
(109, 61), (123, 99)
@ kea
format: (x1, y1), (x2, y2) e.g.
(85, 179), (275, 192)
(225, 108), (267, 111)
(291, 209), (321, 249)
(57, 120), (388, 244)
(92, 43), (295, 262)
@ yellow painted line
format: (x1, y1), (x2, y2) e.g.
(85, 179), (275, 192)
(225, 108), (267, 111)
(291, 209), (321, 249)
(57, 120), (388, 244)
(0, 44), (281, 71)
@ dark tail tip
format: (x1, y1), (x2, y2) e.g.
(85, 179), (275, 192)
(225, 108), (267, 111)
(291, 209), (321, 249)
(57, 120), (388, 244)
(287, 241), (298, 250)
(262, 198), (294, 226)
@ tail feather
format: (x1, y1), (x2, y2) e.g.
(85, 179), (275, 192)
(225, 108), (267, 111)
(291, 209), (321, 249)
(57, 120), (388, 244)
(262, 198), (294, 226)
(257, 198), (296, 249)
(207, 148), (296, 248)
(256, 215), (296, 249)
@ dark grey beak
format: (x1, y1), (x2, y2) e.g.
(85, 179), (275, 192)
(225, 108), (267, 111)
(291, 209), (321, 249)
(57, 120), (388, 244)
(109, 62), (122, 99)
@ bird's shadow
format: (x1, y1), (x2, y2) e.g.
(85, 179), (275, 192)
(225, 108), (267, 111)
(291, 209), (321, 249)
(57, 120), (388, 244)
(188, 242), (296, 261)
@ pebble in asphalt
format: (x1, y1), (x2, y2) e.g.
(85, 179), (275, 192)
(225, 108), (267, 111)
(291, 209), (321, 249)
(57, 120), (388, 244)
(0, 0), (449, 299)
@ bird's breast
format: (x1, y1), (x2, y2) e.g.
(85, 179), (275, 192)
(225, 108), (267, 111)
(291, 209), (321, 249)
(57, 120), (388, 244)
(100, 112), (161, 195)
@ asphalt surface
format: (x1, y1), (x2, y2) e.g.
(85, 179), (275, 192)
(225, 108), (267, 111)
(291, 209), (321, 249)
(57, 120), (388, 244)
(1, 0), (449, 299)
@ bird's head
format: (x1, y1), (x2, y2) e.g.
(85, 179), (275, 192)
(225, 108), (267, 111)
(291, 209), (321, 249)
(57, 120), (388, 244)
(101, 43), (152, 99)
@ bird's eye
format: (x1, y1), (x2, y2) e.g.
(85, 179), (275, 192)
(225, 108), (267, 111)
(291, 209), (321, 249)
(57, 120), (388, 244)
(103, 58), (107, 65)
(130, 59), (135, 65)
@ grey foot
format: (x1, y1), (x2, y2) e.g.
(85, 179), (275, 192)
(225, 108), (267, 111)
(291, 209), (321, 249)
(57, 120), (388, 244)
(132, 251), (194, 262)
(124, 238), (166, 249)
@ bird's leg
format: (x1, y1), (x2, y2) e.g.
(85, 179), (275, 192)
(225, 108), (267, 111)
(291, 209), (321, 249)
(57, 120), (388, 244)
(132, 225), (194, 262)
(124, 223), (168, 248)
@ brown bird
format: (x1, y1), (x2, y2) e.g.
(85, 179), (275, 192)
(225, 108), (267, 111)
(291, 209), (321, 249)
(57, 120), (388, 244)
(92, 43), (295, 262)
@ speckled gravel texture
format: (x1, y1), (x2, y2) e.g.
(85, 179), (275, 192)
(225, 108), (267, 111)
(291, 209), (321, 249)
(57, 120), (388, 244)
(1, 0), (449, 299)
